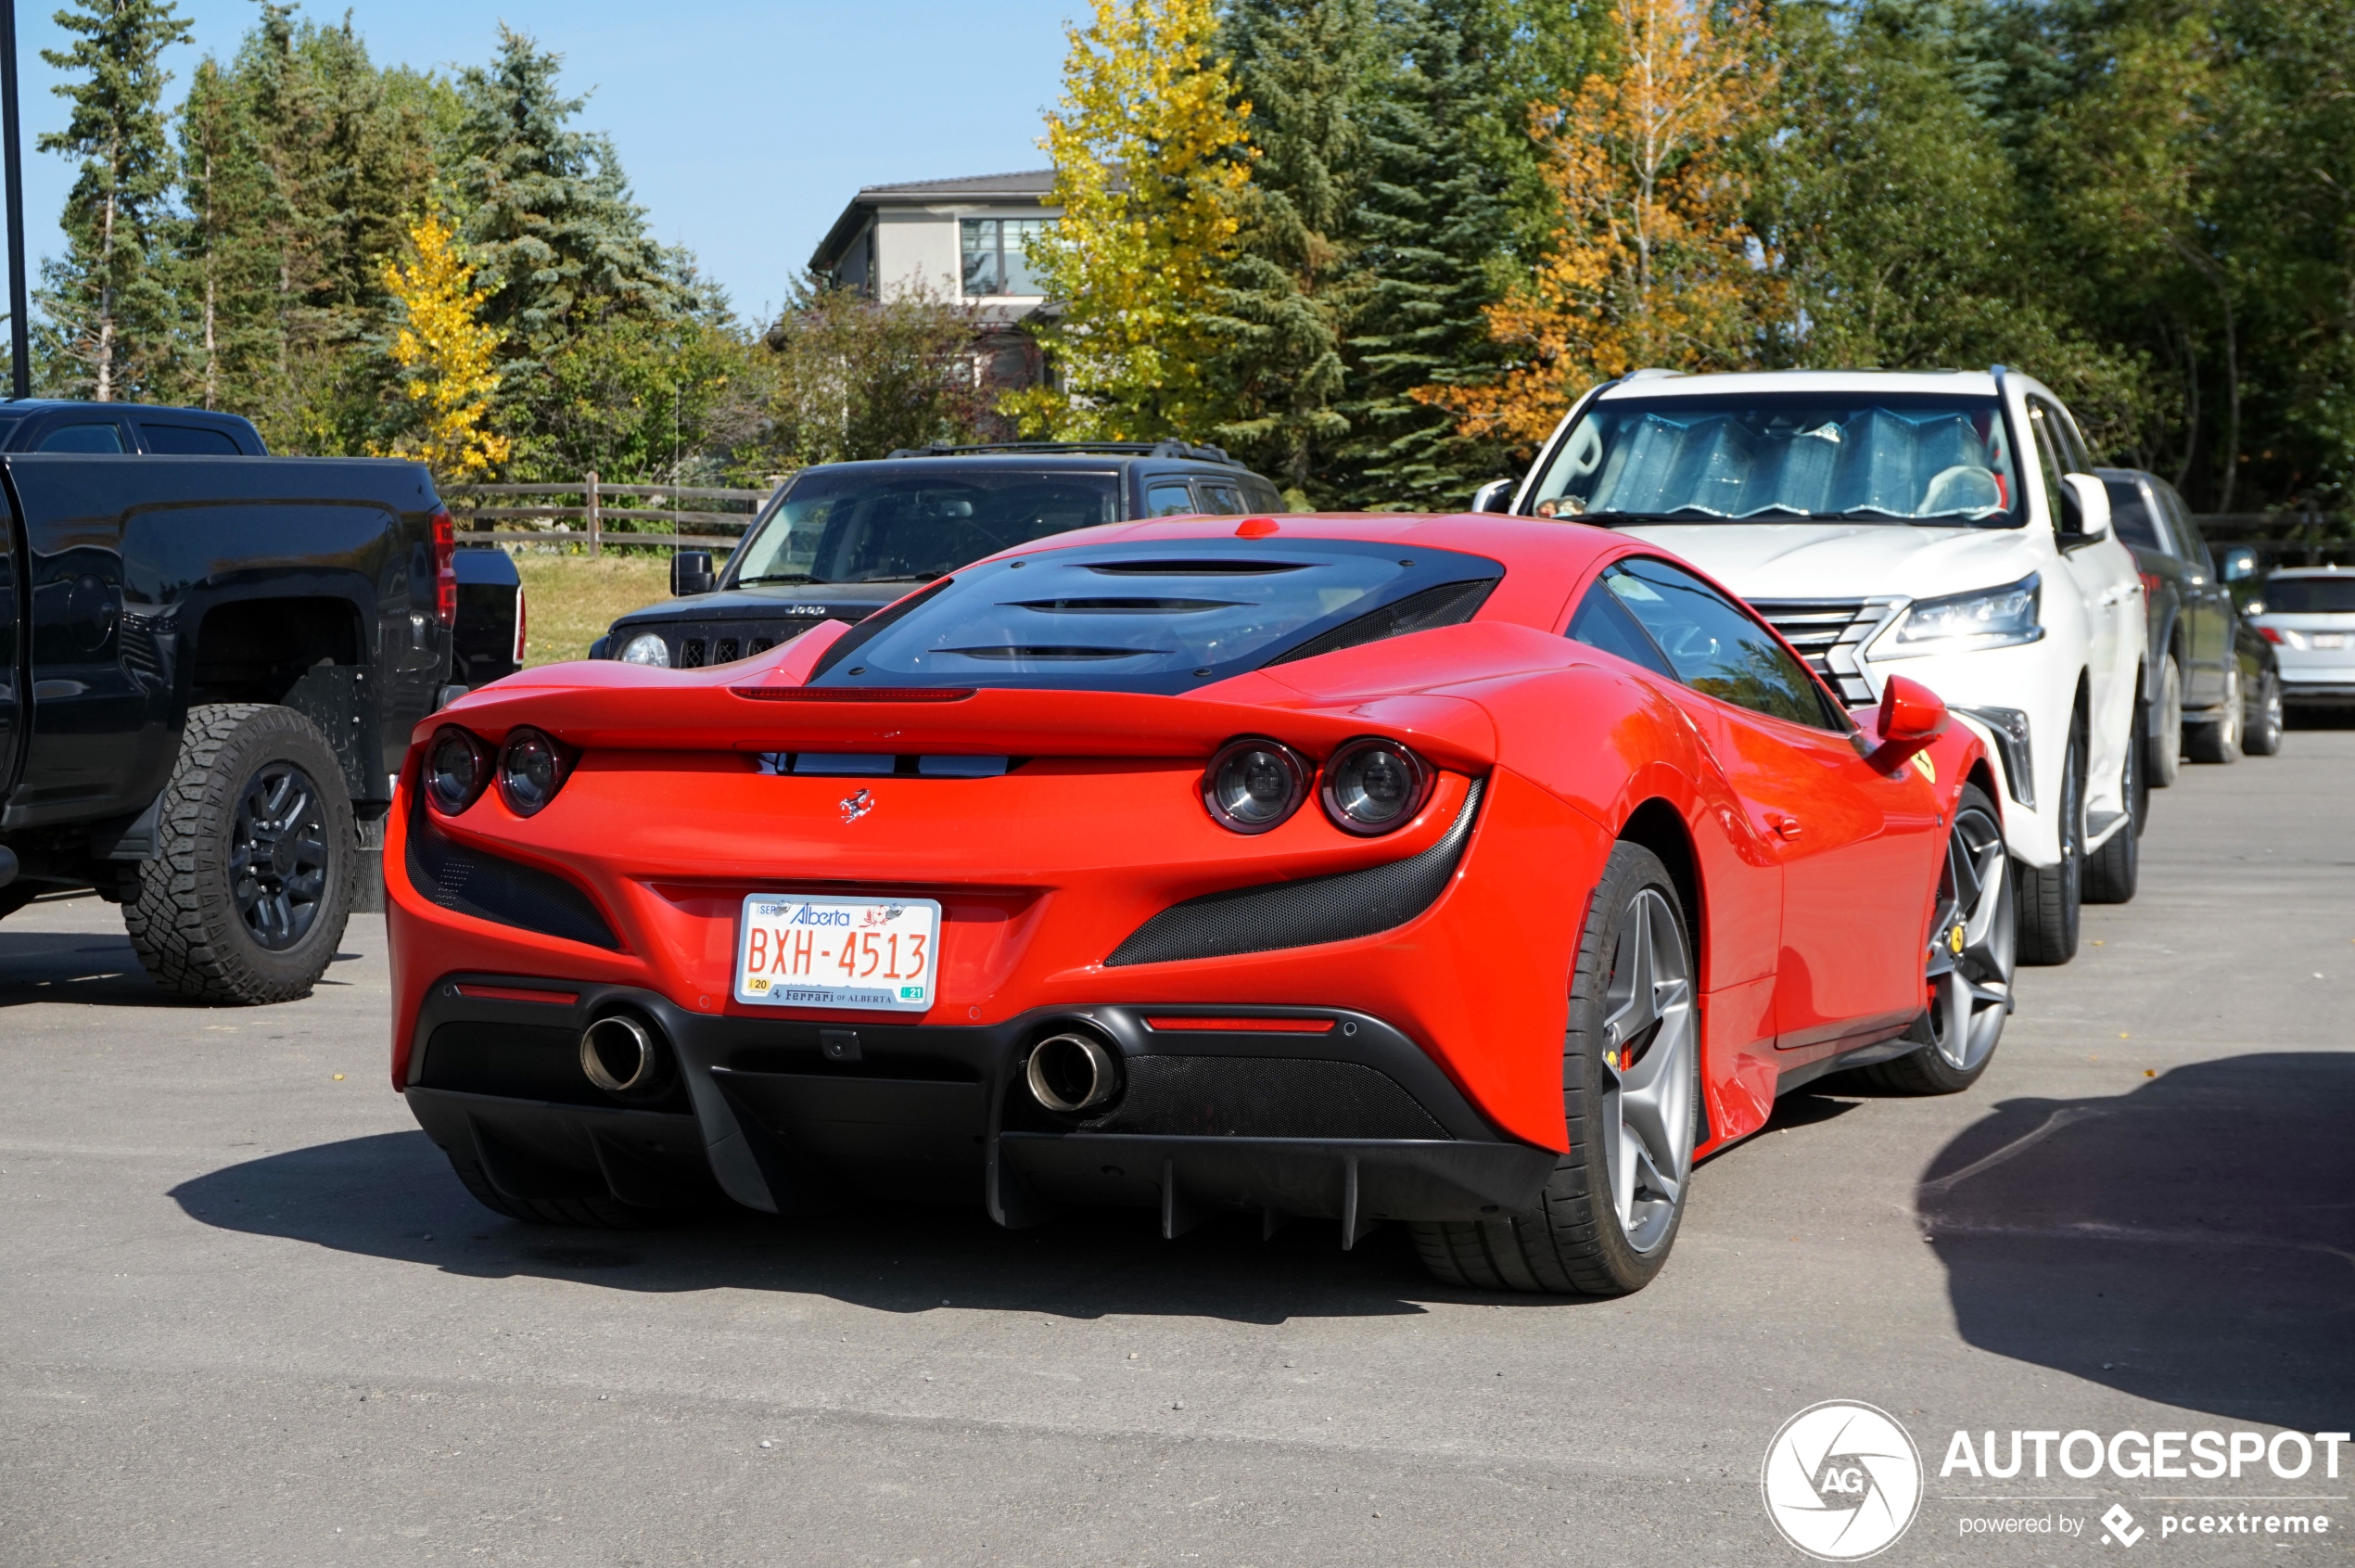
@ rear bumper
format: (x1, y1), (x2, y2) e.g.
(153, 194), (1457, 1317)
(402, 978), (1556, 1237)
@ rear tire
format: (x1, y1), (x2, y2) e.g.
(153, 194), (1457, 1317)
(2183, 666), (2244, 764)
(2014, 716), (2084, 965)
(2147, 656), (2183, 788)
(2243, 669), (2284, 757)
(124, 704), (356, 1004)
(1413, 842), (1698, 1296)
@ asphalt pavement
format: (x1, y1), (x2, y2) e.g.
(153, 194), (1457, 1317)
(4, 727), (2351, 1567)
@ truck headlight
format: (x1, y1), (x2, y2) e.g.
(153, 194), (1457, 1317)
(1880, 574), (2043, 657)
(619, 631), (669, 667)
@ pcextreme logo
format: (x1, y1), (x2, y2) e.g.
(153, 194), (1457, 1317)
(1763, 1401), (1925, 1561)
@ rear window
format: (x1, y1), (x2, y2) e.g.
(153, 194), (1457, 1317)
(731, 465), (1123, 588)
(808, 537), (1504, 695)
(2263, 577), (2355, 614)
(143, 422), (242, 454)
(2103, 478), (2168, 554)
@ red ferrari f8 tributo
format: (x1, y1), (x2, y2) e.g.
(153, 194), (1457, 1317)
(387, 515), (2013, 1294)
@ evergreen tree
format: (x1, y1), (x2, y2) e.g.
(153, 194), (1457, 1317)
(37, 0), (193, 401)
(1203, 0), (1380, 503)
(1340, 0), (1521, 508)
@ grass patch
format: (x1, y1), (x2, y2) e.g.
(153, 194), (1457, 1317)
(515, 553), (673, 667)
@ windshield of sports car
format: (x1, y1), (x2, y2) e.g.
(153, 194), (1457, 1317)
(730, 465), (1124, 586)
(1525, 392), (2025, 528)
(2261, 577), (2355, 614)
(806, 537), (1505, 695)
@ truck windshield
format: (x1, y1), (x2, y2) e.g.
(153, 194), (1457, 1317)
(731, 465), (1124, 586)
(1526, 392), (2024, 529)
(807, 537), (1504, 695)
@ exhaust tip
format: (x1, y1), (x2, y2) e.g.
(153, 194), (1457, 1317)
(1026, 1030), (1123, 1114)
(581, 1013), (668, 1095)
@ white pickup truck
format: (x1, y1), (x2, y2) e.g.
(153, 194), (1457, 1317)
(1485, 367), (2147, 965)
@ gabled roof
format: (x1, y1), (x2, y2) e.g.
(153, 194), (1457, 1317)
(811, 170), (1058, 273)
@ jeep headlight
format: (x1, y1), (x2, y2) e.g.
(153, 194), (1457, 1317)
(619, 631), (670, 667)
(1880, 574), (2043, 657)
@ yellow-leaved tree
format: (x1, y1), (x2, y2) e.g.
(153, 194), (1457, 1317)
(1421, 0), (1779, 453)
(380, 212), (511, 483)
(1004, 0), (1254, 441)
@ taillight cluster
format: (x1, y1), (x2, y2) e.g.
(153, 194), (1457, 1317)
(1201, 735), (1436, 837)
(425, 725), (575, 818)
(431, 506), (458, 629)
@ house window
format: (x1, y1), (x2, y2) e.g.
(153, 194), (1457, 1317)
(961, 218), (1052, 297)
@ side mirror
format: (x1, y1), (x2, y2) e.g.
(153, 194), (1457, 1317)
(1469, 479), (1514, 515)
(1866, 674), (1949, 771)
(2056, 473), (2112, 542)
(2221, 546), (2259, 582)
(671, 550), (715, 595)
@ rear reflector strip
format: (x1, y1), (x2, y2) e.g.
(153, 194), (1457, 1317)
(1143, 1015), (1336, 1033)
(453, 984), (579, 1006)
(730, 685), (975, 702)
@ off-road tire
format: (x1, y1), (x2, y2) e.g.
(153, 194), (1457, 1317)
(2183, 666), (2243, 764)
(2015, 715), (2086, 965)
(123, 703), (357, 1005)
(444, 1146), (686, 1230)
(2147, 656), (2183, 788)
(2084, 690), (2144, 905)
(1412, 842), (1697, 1296)
(2244, 669), (2285, 757)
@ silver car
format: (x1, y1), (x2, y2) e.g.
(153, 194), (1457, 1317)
(2249, 567), (2355, 706)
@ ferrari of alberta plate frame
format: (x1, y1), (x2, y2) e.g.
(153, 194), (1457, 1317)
(386, 512), (2015, 1297)
(733, 894), (941, 1011)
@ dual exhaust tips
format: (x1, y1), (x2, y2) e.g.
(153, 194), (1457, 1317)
(580, 1012), (1120, 1115)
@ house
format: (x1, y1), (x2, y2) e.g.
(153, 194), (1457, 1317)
(809, 170), (1061, 398)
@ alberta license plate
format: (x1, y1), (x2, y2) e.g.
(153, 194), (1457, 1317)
(732, 895), (942, 1012)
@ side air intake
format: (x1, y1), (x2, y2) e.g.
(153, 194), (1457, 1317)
(1105, 778), (1484, 967)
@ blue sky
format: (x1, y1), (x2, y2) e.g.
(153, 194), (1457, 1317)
(18, 0), (1076, 325)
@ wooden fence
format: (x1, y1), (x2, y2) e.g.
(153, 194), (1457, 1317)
(443, 471), (790, 555)
(2193, 513), (2355, 567)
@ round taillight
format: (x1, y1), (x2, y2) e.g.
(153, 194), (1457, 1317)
(1202, 737), (1308, 834)
(425, 726), (490, 815)
(1321, 737), (1433, 835)
(497, 726), (571, 817)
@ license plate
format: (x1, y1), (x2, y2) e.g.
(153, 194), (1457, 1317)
(2312, 632), (2347, 649)
(732, 895), (942, 1012)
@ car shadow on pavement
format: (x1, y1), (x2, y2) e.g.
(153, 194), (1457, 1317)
(166, 1128), (1542, 1322)
(0, 928), (172, 1008)
(1920, 1052), (2355, 1432)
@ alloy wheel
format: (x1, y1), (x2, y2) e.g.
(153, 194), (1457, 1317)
(1923, 802), (2014, 1071)
(1598, 887), (1697, 1254)
(227, 760), (331, 950)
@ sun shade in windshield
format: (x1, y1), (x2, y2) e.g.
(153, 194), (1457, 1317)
(803, 538), (1505, 695)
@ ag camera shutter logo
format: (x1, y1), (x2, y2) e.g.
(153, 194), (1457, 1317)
(1762, 1401), (1924, 1560)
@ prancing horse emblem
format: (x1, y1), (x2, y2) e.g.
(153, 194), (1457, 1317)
(840, 788), (873, 823)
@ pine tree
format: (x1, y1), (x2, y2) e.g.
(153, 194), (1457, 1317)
(1006, 0), (1254, 441)
(1423, 0), (1782, 456)
(381, 211), (509, 482)
(1202, 0), (1379, 503)
(1340, 0), (1521, 507)
(37, 0), (193, 401)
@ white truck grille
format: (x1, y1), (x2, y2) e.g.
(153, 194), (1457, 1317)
(1747, 597), (1903, 705)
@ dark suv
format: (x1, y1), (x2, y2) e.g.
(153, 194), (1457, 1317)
(588, 441), (1286, 668)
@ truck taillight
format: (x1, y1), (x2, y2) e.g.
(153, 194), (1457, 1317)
(2138, 569), (2162, 604)
(514, 584), (528, 663)
(431, 506), (456, 627)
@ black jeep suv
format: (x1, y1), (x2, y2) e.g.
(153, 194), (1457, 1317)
(588, 441), (1286, 669)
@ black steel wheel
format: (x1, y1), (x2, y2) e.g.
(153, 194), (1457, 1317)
(124, 704), (357, 1005)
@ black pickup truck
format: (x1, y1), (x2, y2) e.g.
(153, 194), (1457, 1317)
(0, 424), (452, 1003)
